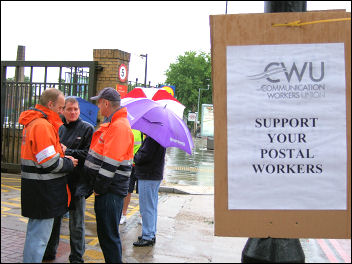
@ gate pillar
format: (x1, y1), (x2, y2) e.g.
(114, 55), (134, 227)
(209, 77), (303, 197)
(93, 49), (130, 123)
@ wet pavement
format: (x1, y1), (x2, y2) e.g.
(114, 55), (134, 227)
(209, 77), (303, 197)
(164, 137), (214, 187)
(161, 136), (214, 195)
(1, 137), (219, 263)
(1, 136), (351, 263)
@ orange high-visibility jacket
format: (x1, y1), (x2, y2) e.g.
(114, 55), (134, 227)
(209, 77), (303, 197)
(84, 107), (134, 196)
(19, 104), (74, 219)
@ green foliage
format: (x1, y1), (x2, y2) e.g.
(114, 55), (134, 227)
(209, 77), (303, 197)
(58, 77), (65, 83)
(165, 51), (212, 118)
(6, 76), (30, 82)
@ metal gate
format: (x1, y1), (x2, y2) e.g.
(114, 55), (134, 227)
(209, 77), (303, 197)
(1, 61), (98, 172)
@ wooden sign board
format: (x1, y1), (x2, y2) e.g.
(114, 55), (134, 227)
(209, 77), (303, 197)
(210, 10), (351, 238)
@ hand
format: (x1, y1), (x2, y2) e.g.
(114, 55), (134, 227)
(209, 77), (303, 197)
(94, 192), (100, 196)
(65, 155), (78, 167)
(61, 143), (67, 153)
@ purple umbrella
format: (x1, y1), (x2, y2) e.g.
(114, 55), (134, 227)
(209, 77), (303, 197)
(121, 98), (194, 155)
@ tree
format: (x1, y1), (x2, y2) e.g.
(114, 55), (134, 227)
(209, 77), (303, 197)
(165, 51), (212, 118)
(6, 76), (30, 82)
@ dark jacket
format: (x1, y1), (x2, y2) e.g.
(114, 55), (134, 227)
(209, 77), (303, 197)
(59, 116), (94, 201)
(134, 136), (166, 180)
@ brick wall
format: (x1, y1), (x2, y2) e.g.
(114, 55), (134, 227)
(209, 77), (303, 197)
(93, 49), (130, 123)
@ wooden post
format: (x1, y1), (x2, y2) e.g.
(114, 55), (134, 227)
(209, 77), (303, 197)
(15, 45), (25, 82)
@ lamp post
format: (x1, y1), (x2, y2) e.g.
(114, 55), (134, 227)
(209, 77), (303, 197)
(196, 84), (210, 133)
(140, 54), (148, 87)
(241, 2), (306, 263)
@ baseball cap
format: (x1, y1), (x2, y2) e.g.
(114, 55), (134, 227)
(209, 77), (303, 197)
(90, 87), (121, 101)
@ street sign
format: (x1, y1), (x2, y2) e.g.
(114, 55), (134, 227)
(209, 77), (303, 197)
(188, 112), (197, 122)
(118, 64), (128, 82)
(116, 84), (128, 99)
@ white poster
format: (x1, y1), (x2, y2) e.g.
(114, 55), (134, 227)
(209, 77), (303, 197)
(227, 43), (347, 210)
(201, 104), (214, 137)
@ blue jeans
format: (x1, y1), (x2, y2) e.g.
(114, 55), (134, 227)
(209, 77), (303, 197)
(94, 192), (124, 263)
(23, 218), (54, 263)
(138, 179), (161, 241)
(44, 196), (86, 263)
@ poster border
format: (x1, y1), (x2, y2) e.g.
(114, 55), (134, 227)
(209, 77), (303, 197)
(211, 10), (351, 238)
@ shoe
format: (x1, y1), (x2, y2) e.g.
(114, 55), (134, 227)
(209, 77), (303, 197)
(138, 236), (156, 243)
(42, 255), (56, 261)
(119, 215), (126, 225)
(133, 238), (155, 247)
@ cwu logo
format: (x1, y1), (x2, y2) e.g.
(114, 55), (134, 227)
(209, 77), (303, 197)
(248, 62), (325, 83)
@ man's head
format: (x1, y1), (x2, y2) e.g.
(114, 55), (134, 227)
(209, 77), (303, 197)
(63, 97), (80, 124)
(39, 88), (65, 115)
(90, 87), (121, 117)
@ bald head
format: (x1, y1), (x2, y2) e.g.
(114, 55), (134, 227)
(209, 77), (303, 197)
(39, 88), (65, 115)
(39, 88), (64, 107)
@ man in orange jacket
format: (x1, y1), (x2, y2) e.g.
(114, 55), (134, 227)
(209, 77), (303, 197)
(19, 88), (78, 263)
(43, 96), (94, 262)
(84, 87), (134, 263)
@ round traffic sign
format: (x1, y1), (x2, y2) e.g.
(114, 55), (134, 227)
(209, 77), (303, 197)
(118, 64), (128, 82)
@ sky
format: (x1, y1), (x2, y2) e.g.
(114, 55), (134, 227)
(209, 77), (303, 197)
(1, 1), (350, 86)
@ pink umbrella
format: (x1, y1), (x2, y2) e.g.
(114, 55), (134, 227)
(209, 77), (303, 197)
(122, 87), (185, 118)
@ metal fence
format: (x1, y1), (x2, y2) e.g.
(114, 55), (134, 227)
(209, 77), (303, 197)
(1, 61), (97, 172)
(127, 79), (163, 93)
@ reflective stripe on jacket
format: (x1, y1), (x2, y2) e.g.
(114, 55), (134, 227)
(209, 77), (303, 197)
(84, 107), (134, 196)
(19, 104), (74, 219)
(132, 129), (143, 155)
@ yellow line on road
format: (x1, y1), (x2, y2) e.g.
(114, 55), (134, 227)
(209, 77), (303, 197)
(87, 196), (95, 202)
(2, 201), (21, 207)
(127, 205), (140, 218)
(85, 236), (99, 239)
(88, 237), (99, 246)
(1, 211), (20, 217)
(1, 185), (142, 251)
(2, 211), (27, 219)
(1, 177), (21, 181)
(1, 184), (21, 191)
(84, 249), (104, 261)
(85, 211), (96, 219)
(1, 206), (12, 212)
(166, 166), (213, 173)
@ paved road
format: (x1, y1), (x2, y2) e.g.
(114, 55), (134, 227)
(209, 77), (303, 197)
(2, 173), (351, 263)
(1, 172), (246, 263)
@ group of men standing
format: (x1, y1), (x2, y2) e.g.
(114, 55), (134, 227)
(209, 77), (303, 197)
(19, 87), (166, 263)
